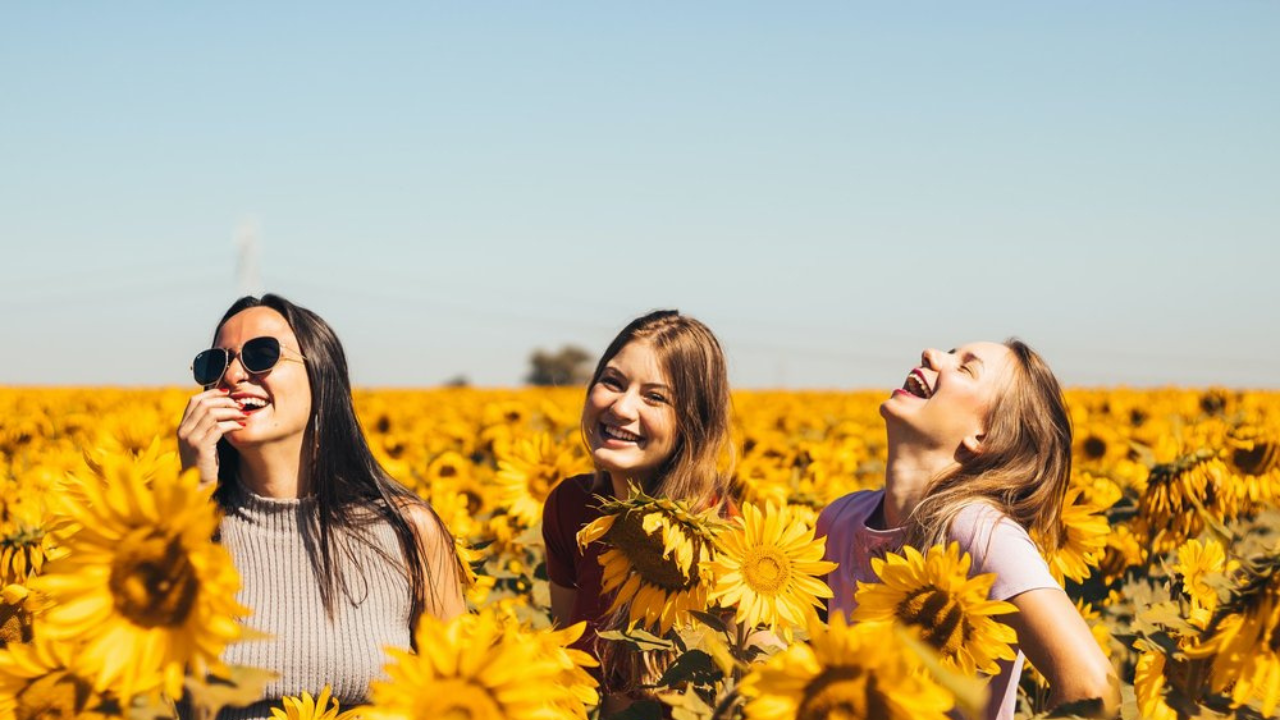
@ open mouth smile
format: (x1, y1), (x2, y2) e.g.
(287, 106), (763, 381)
(600, 423), (644, 444)
(233, 394), (271, 415)
(901, 370), (933, 399)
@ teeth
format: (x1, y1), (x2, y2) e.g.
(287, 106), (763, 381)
(602, 424), (642, 442)
(238, 397), (269, 409)
(904, 374), (931, 399)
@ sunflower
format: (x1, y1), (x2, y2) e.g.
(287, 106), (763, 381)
(1172, 538), (1234, 621)
(270, 686), (362, 720)
(1185, 559), (1280, 715)
(535, 622), (600, 720)
(739, 614), (954, 720)
(363, 609), (597, 720)
(29, 453), (246, 700)
(706, 502), (837, 638)
(1039, 485), (1110, 585)
(577, 489), (724, 634)
(494, 433), (590, 526)
(1139, 451), (1239, 552)
(0, 528), (49, 590)
(1098, 524), (1144, 584)
(851, 542), (1017, 676)
(0, 633), (121, 720)
(1226, 424), (1280, 507)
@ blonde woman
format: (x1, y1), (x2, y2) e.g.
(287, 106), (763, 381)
(818, 340), (1118, 719)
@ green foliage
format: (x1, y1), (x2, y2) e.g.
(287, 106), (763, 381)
(526, 345), (594, 387)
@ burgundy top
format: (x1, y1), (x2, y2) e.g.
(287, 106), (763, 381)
(543, 473), (613, 659)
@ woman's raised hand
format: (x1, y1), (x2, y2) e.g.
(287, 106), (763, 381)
(177, 388), (246, 485)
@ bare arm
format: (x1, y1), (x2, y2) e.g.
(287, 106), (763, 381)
(1004, 587), (1119, 717)
(549, 580), (578, 628)
(405, 504), (467, 625)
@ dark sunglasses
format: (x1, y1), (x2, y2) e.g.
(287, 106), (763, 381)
(191, 336), (307, 386)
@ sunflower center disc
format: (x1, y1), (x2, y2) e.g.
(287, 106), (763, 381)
(109, 530), (199, 628)
(797, 666), (869, 720)
(421, 680), (504, 720)
(743, 547), (790, 594)
(1234, 442), (1277, 475)
(607, 511), (696, 590)
(897, 586), (967, 656)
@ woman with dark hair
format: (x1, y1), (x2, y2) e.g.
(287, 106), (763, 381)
(542, 309), (735, 711)
(817, 340), (1119, 719)
(176, 294), (465, 719)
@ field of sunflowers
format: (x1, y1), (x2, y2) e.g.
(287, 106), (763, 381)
(1, 386), (1279, 719)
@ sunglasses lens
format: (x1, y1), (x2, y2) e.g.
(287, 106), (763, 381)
(242, 337), (283, 373)
(192, 349), (227, 385)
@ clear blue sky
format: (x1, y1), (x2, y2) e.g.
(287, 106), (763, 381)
(2, 2), (1277, 388)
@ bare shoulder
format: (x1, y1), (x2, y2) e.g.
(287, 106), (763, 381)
(393, 495), (452, 550)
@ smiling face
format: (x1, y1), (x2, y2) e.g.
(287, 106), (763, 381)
(880, 341), (1017, 455)
(582, 339), (679, 486)
(213, 306), (312, 451)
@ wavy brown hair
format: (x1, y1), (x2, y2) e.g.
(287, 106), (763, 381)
(585, 310), (736, 701)
(904, 338), (1073, 555)
(582, 309), (736, 509)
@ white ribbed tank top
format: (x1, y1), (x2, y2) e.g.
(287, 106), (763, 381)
(204, 482), (413, 720)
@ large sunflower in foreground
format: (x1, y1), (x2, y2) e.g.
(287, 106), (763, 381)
(363, 610), (597, 720)
(577, 489), (725, 634)
(0, 633), (121, 720)
(740, 614), (953, 720)
(852, 542), (1017, 676)
(29, 453), (246, 700)
(706, 501), (837, 638)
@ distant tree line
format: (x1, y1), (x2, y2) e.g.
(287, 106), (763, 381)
(526, 345), (593, 386)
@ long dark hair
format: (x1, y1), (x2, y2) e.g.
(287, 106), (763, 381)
(211, 294), (459, 620)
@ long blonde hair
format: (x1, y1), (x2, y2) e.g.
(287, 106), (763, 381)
(904, 339), (1073, 554)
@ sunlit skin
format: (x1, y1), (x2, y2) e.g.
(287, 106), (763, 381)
(875, 341), (1119, 716)
(582, 340), (679, 500)
(177, 307), (313, 498)
(878, 342), (1014, 529)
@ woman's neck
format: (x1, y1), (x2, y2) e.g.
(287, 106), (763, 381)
(881, 443), (956, 529)
(236, 441), (310, 499)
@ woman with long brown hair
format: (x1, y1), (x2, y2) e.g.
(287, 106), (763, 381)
(176, 294), (466, 719)
(818, 340), (1119, 719)
(542, 309), (735, 710)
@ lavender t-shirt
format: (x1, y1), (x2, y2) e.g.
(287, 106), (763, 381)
(816, 489), (1059, 720)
